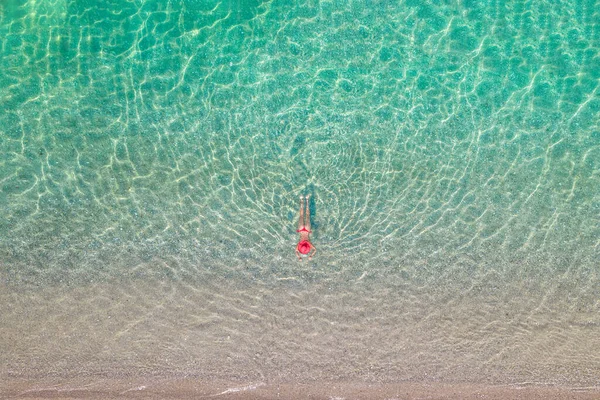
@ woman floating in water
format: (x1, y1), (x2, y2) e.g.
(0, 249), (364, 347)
(296, 194), (316, 261)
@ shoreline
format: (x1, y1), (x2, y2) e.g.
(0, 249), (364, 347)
(3, 378), (600, 399)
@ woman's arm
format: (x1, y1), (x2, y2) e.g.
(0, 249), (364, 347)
(296, 249), (302, 261)
(309, 244), (317, 260)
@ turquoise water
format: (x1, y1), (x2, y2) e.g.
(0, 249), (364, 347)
(1, 0), (599, 387)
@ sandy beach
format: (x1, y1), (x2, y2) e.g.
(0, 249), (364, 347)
(3, 378), (600, 399)
(2, 277), (600, 399)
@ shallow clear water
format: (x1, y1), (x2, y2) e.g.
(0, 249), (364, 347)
(1, 0), (599, 387)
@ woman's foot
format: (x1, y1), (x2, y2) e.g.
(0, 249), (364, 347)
(300, 194), (304, 200)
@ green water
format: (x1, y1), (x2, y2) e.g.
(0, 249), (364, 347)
(1, 0), (599, 387)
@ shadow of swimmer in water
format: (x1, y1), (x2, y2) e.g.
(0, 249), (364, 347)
(295, 194), (317, 261)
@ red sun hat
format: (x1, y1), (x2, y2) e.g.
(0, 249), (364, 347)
(298, 240), (311, 254)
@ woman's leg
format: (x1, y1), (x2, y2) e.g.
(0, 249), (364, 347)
(304, 194), (311, 231)
(297, 195), (305, 230)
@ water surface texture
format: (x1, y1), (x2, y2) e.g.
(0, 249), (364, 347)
(1, 0), (600, 388)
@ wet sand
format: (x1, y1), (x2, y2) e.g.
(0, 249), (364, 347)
(2, 278), (600, 398)
(2, 378), (600, 399)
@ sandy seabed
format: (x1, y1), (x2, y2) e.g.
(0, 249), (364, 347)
(2, 378), (600, 400)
